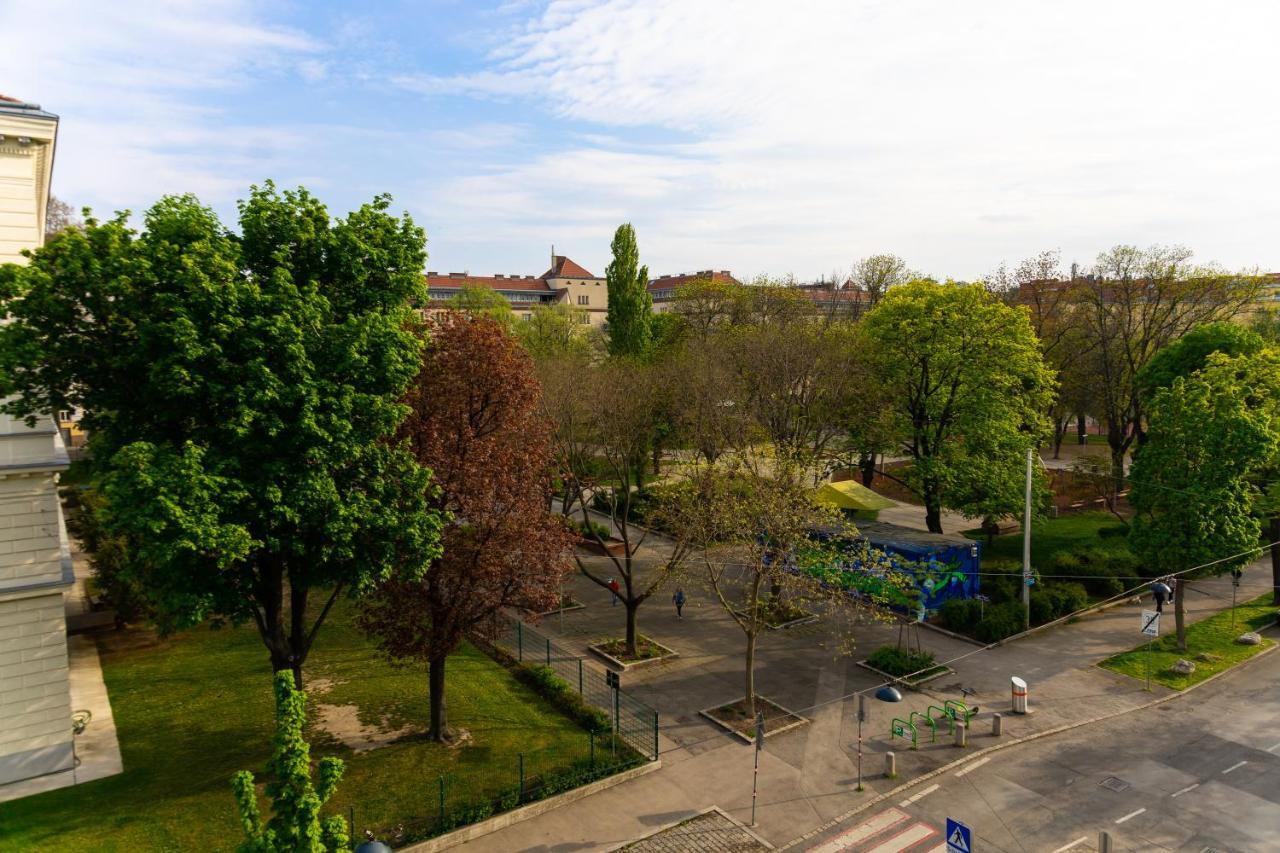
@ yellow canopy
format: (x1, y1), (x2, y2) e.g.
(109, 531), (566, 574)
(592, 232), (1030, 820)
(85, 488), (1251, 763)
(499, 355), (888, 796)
(814, 480), (897, 512)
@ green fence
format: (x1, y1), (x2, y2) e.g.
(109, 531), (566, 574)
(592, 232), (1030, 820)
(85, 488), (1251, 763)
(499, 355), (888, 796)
(358, 733), (642, 846)
(492, 615), (660, 762)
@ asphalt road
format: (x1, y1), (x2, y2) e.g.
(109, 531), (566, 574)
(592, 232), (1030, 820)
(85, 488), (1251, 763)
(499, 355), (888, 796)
(801, 641), (1280, 853)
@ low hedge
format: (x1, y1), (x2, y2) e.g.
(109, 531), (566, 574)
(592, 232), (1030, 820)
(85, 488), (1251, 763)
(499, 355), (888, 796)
(974, 601), (1026, 643)
(866, 645), (938, 677)
(511, 664), (611, 734)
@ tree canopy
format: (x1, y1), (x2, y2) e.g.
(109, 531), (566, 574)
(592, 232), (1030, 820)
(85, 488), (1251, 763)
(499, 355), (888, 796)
(860, 280), (1055, 532)
(1136, 320), (1265, 401)
(0, 185), (442, 685)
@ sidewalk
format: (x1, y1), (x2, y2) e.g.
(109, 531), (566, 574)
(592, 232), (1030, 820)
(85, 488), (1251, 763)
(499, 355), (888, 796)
(465, 514), (1275, 852)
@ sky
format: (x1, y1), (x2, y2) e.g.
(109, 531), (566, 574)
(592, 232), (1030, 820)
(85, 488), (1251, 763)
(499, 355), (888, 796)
(2, 0), (1278, 281)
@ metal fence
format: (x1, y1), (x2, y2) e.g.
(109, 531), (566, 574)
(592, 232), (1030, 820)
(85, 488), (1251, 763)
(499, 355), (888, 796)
(492, 615), (660, 762)
(356, 735), (642, 846)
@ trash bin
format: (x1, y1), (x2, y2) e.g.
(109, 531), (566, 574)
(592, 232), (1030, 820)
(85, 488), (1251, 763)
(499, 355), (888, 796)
(1011, 676), (1028, 714)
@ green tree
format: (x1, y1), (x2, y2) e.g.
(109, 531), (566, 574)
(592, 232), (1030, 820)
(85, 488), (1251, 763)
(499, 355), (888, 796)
(0, 185), (443, 686)
(861, 281), (1055, 533)
(516, 302), (598, 361)
(231, 671), (349, 852)
(1137, 320), (1265, 401)
(450, 283), (516, 330)
(1129, 357), (1277, 649)
(604, 223), (651, 358)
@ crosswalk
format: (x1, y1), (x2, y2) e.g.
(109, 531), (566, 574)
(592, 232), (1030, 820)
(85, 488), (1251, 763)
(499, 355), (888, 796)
(806, 807), (945, 853)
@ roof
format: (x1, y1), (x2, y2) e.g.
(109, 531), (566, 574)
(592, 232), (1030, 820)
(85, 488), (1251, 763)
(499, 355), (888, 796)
(648, 270), (739, 293)
(814, 481), (897, 512)
(425, 273), (554, 292)
(541, 255), (598, 279)
(852, 521), (978, 551)
(0, 94), (57, 121)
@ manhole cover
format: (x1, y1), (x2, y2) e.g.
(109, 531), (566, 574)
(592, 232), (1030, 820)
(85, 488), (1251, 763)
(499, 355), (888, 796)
(1099, 776), (1130, 792)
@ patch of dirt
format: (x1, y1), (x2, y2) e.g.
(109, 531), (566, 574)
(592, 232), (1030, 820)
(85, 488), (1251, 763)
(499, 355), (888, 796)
(315, 703), (418, 753)
(307, 677), (336, 696)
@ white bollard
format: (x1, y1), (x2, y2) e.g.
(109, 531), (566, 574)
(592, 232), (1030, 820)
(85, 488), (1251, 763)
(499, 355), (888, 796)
(1011, 676), (1029, 714)
(954, 721), (967, 747)
(885, 751), (896, 778)
(992, 712), (1003, 737)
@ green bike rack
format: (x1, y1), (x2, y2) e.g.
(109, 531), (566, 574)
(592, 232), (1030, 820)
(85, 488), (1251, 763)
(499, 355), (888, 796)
(945, 699), (977, 725)
(891, 717), (918, 750)
(926, 704), (954, 734)
(909, 711), (936, 744)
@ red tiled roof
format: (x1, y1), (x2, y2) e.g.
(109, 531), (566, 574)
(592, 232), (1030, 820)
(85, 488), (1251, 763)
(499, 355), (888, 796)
(540, 255), (598, 279)
(425, 273), (553, 292)
(648, 270), (739, 293)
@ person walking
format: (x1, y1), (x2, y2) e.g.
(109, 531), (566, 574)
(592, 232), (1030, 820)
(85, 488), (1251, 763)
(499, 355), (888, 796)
(608, 577), (620, 606)
(672, 588), (686, 618)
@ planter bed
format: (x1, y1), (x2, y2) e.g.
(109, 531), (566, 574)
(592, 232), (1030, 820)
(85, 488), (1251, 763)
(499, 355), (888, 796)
(576, 537), (628, 557)
(855, 659), (953, 688)
(587, 634), (678, 670)
(699, 696), (809, 744)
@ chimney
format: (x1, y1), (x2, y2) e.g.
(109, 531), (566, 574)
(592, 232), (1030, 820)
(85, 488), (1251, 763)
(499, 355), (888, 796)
(495, 273), (504, 278)
(426, 271), (437, 276)
(1070, 262), (1079, 281)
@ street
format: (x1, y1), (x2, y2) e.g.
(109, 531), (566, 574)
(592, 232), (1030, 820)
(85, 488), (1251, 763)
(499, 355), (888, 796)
(800, 643), (1280, 852)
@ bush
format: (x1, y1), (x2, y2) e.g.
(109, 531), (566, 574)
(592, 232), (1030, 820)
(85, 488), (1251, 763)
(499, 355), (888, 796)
(974, 601), (1025, 643)
(866, 645), (938, 677)
(567, 518), (611, 542)
(939, 598), (983, 631)
(511, 664), (611, 734)
(1030, 584), (1087, 625)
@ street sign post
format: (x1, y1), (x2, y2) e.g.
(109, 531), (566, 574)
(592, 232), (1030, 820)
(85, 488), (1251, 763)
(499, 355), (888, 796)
(946, 817), (972, 853)
(1141, 610), (1160, 691)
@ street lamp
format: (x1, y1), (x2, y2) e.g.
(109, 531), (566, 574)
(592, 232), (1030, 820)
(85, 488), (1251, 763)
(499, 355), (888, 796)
(858, 685), (904, 792)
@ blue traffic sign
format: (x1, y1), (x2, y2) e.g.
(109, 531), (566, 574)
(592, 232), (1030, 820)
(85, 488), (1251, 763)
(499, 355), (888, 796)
(946, 818), (972, 853)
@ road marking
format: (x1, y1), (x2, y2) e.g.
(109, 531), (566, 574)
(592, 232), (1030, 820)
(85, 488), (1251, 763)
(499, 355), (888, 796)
(1266, 741), (1280, 754)
(1222, 760), (1248, 774)
(1051, 837), (1089, 853)
(897, 783), (940, 807)
(1171, 783), (1199, 798)
(806, 808), (909, 853)
(1115, 808), (1146, 824)
(955, 756), (991, 777)
(866, 822), (937, 853)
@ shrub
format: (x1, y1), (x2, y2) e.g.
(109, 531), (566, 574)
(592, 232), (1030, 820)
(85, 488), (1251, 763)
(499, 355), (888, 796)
(512, 664), (610, 734)
(1097, 523), (1129, 539)
(866, 645), (937, 677)
(974, 602), (1025, 643)
(567, 518), (611, 542)
(939, 598), (983, 631)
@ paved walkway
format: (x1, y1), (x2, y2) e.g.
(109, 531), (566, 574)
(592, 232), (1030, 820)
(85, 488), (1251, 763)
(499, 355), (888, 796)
(465, 508), (1276, 852)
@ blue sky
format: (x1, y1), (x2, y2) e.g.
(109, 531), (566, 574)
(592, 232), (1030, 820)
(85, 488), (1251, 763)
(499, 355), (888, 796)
(3, 0), (1279, 280)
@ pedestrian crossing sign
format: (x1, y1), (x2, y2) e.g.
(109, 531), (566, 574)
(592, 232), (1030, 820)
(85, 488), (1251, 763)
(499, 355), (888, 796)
(946, 817), (972, 853)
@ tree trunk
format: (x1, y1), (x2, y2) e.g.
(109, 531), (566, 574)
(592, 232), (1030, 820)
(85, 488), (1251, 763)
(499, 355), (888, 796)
(1174, 578), (1187, 652)
(859, 452), (876, 488)
(652, 444), (661, 476)
(1077, 413), (1087, 446)
(1108, 440), (1126, 497)
(744, 629), (757, 716)
(1271, 516), (1280, 606)
(428, 653), (448, 742)
(1052, 416), (1066, 459)
(923, 480), (944, 534)
(624, 598), (639, 658)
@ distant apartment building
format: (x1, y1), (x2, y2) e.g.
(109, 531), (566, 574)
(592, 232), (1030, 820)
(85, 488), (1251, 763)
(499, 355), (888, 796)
(0, 95), (77, 787)
(648, 270), (740, 311)
(425, 254), (609, 326)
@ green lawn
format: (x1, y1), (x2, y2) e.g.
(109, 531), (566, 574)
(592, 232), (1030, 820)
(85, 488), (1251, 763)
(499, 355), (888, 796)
(1099, 593), (1278, 689)
(966, 511), (1129, 566)
(0, 600), (602, 851)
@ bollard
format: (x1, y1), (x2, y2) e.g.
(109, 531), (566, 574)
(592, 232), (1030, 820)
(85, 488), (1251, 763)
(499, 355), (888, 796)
(953, 721), (967, 748)
(992, 713), (1003, 737)
(885, 751), (897, 779)
(1011, 676), (1029, 714)
(1098, 830), (1113, 853)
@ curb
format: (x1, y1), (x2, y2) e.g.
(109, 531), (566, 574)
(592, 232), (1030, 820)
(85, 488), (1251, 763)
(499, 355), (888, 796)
(777, 630), (1279, 851)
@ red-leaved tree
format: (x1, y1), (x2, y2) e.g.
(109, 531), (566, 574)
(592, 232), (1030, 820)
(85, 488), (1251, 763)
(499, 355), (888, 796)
(359, 313), (574, 742)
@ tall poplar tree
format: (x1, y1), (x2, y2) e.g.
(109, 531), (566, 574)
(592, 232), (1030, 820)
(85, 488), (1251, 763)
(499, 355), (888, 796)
(605, 223), (652, 358)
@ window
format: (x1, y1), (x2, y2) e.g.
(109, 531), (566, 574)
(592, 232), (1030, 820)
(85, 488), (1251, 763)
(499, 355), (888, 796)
(523, 313), (532, 321)
(579, 313), (590, 324)
(577, 294), (589, 305)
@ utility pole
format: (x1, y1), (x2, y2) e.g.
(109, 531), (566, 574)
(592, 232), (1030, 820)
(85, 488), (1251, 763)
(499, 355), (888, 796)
(1022, 446), (1033, 629)
(856, 695), (866, 792)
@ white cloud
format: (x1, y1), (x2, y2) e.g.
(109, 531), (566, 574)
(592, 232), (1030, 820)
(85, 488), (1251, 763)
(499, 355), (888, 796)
(407, 0), (1280, 279)
(0, 0), (322, 213)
